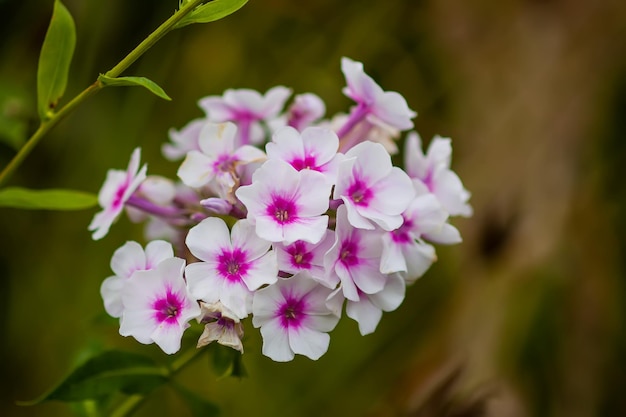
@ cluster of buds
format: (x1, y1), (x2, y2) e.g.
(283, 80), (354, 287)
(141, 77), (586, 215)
(90, 57), (472, 361)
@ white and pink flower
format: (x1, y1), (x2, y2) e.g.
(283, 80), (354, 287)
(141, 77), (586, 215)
(101, 240), (174, 318)
(89, 147), (147, 240)
(236, 158), (331, 244)
(404, 132), (472, 217)
(199, 86), (291, 146)
(328, 272), (406, 335)
(334, 141), (415, 231)
(324, 205), (389, 301)
(252, 272), (340, 362)
(177, 121), (266, 196)
(119, 257), (200, 355)
(266, 126), (343, 186)
(274, 230), (335, 286)
(185, 217), (278, 319)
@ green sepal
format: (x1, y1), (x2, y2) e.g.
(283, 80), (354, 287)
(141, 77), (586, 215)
(17, 350), (168, 405)
(0, 187), (97, 210)
(210, 344), (247, 379)
(37, 0), (76, 120)
(98, 75), (172, 101)
(174, 0), (248, 29)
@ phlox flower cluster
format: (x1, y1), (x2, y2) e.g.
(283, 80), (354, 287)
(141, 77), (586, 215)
(91, 57), (472, 361)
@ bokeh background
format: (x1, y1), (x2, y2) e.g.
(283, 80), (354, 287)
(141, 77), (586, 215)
(2, 0), (626, 416)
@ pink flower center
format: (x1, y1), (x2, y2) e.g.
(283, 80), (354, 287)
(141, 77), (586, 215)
(346, 178), (372, 206)
(391, 219), (413, 244)
(290, 156), (318, 171)
(217, 249), (249, 282)
(266, 196), (297, 224)
(112, 181), (129, 210)
(287, 241), (313, 270)
(153, 289), (184, 324)
(213, 154), (237, 173)
(278, 296), (307, 329)
(339, 240), (359, 267)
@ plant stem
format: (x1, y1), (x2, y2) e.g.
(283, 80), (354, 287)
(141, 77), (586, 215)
(0, 0), (206, 187)
(110, 347), (206, 417)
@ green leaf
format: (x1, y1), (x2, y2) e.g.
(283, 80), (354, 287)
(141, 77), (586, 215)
(18, 350), (168, 405)
(174, 0), (248, 29)
(172, 384), (220, 417)
(0, 187), (97, 210)
(37, 0), (76, 119)
(98, 74), (171, 101)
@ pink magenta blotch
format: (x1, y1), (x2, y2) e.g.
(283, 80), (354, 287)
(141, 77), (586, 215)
(216, 248), (250, 282)
(152, 288), (184, 325)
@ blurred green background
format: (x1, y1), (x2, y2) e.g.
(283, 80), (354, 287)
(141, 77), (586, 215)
(2, 0), (626, 416)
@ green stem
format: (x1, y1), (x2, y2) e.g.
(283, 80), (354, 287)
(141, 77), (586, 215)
(0, 0), (206, 187)
(110, 347), (206, 417)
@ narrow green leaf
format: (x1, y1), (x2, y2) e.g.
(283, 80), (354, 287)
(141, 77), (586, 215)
(37, 0), (76, 119)
(174, 0), (248, 29)
(0, 187), (97, 210)
(172, 384), (220, 417)
(18, 350), (168, 405)
(98, 75), (171, 101)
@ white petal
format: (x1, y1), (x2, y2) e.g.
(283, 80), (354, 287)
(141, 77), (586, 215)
(380, 235), (408, 274)
(346, 297), (382, 335)
(100, 275), (125, 318)
(144, 240), (174, 268)
(370, 273), (406, 311)
(423, 223), (462, 245)
(177, 151), (215, 188)
(231, 219), (272, 260)
(185, 217), (232, 261)
(288, 326), (330, 360)
(185, 262), (222, 302)
(110, 241), (146, 278)
(260, 318), (294, 362)
(404, 241), (436, 282)
(198, 122), (237, 156)
(151, 322), (186, 354)
(282, 216), (329, 245)
(242, 250), (278, 291)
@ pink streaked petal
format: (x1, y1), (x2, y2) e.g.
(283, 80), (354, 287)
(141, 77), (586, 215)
(150, 322), (188, 355)
(346, 296), (382, 336)
(185, 262), (222, 303)
(231, 219), (272, 260)
(96, 170), (126, 208)
(370, 273), (406, 312)
(185, 217), (232, 262)
(282, 216), (328, 245)
(380, 234), (408, 274)
(123, 163), (147, 202)
(110, 241), (146, 278)
(288, 326), (330, 360)
(144, 240), (174, 269)
(341, 57), (381, 105)
(177, 150), (215, 188)
(260, 317), (294, 362)
(406, 193), (448, 233)
(241, 250), (278, 291)
(101, 275), (124, 318)
(198, 121), (237, 156)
